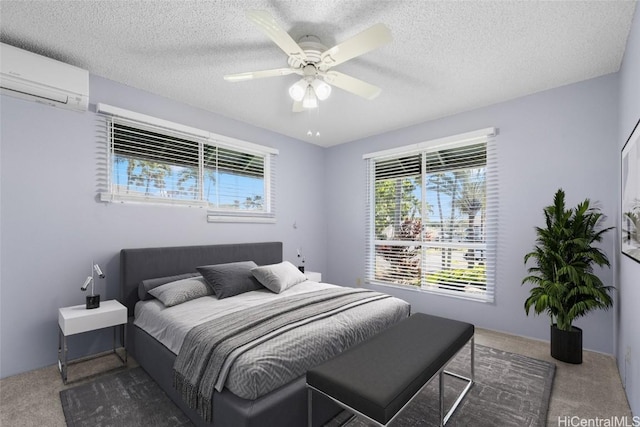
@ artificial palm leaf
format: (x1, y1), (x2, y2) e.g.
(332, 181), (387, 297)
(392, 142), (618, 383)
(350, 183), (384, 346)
(522, 189), (613, 331)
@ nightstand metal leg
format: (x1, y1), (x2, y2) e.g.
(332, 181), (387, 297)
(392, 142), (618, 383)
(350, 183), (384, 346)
(112, 324), (127, 366)
(58, 326), (68, 384)
(123, 323), (128, 363)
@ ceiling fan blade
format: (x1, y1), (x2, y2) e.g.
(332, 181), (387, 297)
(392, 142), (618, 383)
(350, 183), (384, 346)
(320, 23), (392, 68)
(224, 67), (299, 82)
(322, 71), (382, 100)
(247, 10), (307, 66)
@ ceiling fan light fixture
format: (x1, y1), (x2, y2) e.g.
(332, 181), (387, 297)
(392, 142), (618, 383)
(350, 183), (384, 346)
(288, 79), (307, 102)
(225, 12), (391, 112)
(302, 85), (318, 109)
(311, 79), (331, 101)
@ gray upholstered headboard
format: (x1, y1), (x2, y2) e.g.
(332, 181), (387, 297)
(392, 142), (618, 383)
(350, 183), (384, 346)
(120, 242), (283, 316)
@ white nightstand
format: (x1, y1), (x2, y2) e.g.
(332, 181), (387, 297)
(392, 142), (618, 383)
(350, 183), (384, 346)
(58, 299), (127, 384)
(305, 271), (322, 282)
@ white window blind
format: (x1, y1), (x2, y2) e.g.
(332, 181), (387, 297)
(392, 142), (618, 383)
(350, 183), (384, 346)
(364, 128), (498, 302)
(204, 140), (277, 222)
(97, 104), (277, 221)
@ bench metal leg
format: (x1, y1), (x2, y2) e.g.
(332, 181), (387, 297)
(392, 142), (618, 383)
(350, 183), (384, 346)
(439, 370), (445, 426)
(471, 339), (475, 381)
(442, 335), (475, 425)
(308, 388), (313, 427)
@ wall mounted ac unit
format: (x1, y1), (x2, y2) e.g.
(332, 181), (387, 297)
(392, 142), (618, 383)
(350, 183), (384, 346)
(0, 43), (89, 112)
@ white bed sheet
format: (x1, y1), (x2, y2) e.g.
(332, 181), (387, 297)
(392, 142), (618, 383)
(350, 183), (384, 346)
(134, 280), (341, 355)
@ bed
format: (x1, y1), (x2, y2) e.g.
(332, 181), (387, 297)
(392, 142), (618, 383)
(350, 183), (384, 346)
(120, 242), (410, 427)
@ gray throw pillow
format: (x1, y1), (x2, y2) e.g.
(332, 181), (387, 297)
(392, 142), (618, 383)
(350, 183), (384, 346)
(148, 276), (212, 307)
(138, 272), (202, 301)
(251, 261), (308, 294)
(197, 261), (263, 299)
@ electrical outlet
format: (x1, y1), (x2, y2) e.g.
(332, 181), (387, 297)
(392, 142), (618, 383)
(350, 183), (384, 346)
(356, 277), (362, 287)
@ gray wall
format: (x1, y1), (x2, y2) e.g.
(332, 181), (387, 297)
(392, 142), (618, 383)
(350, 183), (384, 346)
(0, 75), (327, 378)
(324, 73), (619, 355)
(617, 4), (640, 415)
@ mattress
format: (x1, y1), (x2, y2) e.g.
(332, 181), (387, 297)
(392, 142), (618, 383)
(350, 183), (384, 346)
(134, 281), (410, 400)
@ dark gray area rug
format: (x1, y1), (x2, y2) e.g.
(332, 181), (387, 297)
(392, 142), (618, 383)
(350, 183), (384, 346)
(60, 345), (554, 427)
(59, 367), (193, 427)
(339, 344), (556, 427)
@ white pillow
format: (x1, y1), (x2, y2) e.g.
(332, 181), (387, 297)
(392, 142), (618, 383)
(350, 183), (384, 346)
(251, 261), (307, 293)
(148, 276), (212, 307)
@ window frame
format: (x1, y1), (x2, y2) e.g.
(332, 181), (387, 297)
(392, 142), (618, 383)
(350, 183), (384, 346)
(364, 128), (498, 302)
(96, 103), (278, 222)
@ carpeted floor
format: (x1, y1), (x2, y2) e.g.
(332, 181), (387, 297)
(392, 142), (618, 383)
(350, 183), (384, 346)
(59, 367), (193, 427)
(58, 343), (553, 427)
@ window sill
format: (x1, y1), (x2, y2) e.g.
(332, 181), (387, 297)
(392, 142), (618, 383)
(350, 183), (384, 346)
(206, 215), (276, 224)
(366, 280), (494, 303)
(99, 192), (207, 208)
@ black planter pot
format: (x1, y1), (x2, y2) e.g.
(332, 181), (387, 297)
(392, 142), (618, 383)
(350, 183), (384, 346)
(550, 324), (582, 364)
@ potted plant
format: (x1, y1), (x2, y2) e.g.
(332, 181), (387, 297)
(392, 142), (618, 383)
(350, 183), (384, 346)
(522, 189), (614, 364)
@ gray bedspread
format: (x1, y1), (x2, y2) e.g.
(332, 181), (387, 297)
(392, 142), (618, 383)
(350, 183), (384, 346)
(173, 287), (396, 422)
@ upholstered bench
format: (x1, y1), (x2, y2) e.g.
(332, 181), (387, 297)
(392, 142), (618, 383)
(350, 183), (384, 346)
(306, 313), (474, 427)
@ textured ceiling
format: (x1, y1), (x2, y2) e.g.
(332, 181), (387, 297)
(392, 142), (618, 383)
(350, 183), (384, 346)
(0, 1), (636, 147)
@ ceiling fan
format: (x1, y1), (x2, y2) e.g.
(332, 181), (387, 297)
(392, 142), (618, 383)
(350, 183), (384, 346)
(224, 10), (392, 112)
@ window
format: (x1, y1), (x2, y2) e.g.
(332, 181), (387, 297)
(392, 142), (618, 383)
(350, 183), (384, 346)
(364, 128), (498, 302)
(97, 104), (277, 222)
